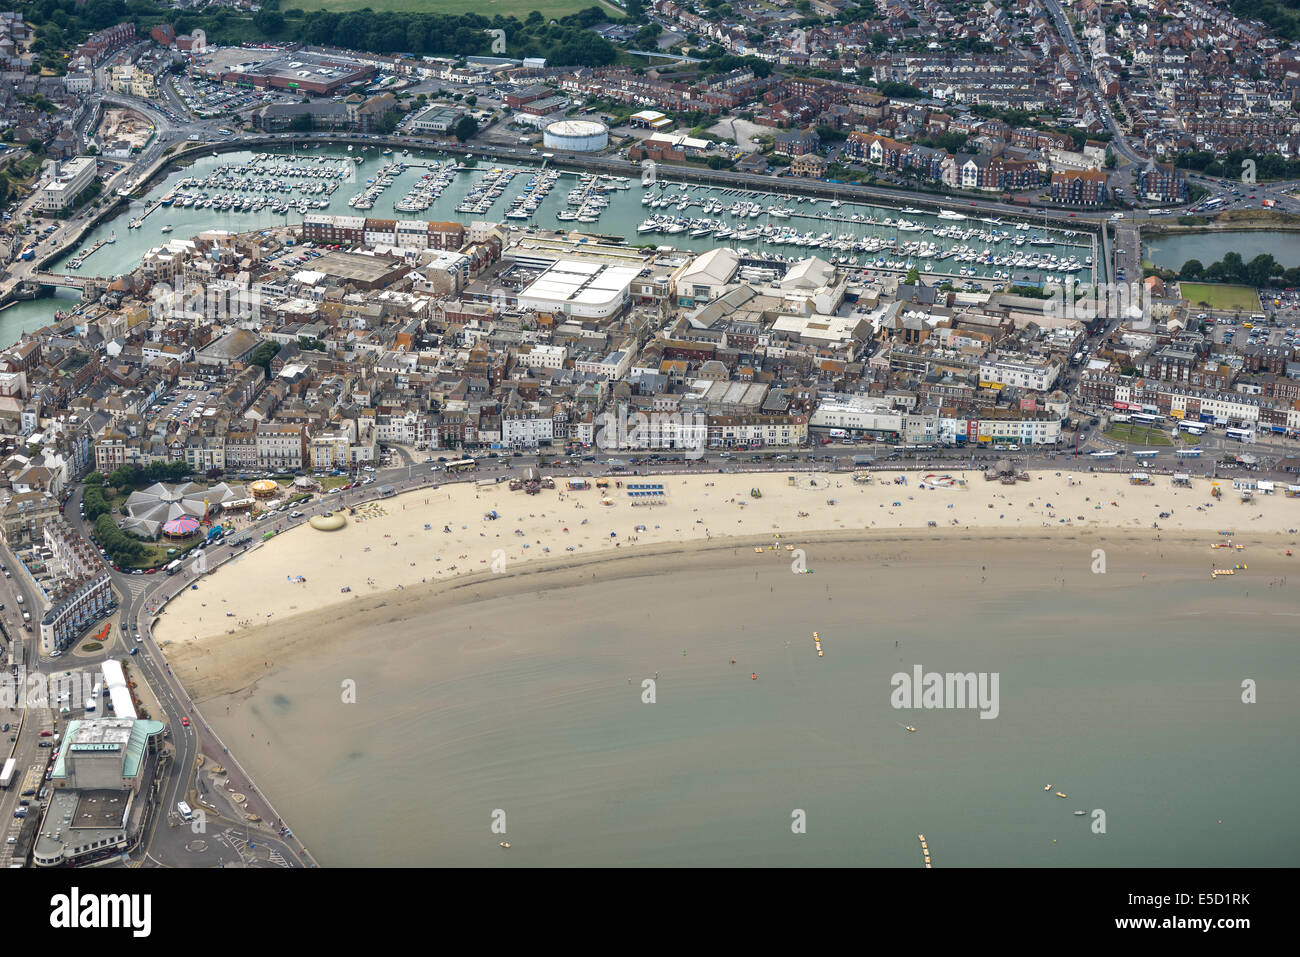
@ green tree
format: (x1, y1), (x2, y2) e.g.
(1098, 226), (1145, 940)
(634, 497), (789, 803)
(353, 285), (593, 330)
(250, 341), (278, 374)
(454, 115), (479, 141)
(254, 9), (285, 35)
(1179, 259), (1204, 279)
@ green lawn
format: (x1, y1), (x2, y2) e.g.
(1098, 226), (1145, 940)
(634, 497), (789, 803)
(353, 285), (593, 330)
(1104, 423), (1173, 446)
(289, 0), (621, 17)
(1176, 281), (1261, 312)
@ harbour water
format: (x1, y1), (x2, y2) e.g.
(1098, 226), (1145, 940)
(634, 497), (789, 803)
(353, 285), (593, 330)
(201, 539), (1300, 867)
(20, 144), (1095, 305)
(1145, 230), (1300, 271)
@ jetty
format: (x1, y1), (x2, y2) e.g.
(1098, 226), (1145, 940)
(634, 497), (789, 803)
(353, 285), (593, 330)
(65, 240), (108, 270)
(128, 196), (167, 228)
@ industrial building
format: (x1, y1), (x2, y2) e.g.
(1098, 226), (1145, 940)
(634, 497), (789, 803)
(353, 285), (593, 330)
(193, 48), (374, 96)
(516, 259), (640, 319)
(543, 119), (609, 152)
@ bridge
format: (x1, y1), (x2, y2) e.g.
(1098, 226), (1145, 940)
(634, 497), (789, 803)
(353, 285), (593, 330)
(27, 272), (110, 290)
(625, 49), (703, 63)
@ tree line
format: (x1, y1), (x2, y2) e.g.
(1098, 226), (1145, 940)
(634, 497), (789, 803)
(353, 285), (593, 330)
(1177, 251), (1300, 288)
(19, 1), (619, 69)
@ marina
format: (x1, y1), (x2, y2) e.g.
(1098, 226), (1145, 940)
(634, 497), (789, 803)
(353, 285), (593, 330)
(37, 145), (1099, 292)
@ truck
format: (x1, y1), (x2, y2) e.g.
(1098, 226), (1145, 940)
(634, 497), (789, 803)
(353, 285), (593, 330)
(0, 758), (15, 789)
(1262, 198), (1277, 208)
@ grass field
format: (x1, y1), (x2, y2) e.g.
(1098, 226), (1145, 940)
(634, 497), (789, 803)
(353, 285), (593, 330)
(289, 0), (622, 18)
(1104, 424), (1173, 446)
(1176, 281), (1261, 312)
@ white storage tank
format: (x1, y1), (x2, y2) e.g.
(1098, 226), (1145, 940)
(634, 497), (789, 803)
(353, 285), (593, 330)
(544, 119), (609, 152)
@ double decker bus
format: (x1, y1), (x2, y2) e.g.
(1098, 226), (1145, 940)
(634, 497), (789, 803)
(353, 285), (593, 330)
(445, 458), (477, 474)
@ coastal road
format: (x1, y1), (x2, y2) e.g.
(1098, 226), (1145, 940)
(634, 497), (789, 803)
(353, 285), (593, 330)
(58, 486), (309, 867)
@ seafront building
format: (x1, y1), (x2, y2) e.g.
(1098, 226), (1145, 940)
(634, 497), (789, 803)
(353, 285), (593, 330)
(31, 716), (167, 867)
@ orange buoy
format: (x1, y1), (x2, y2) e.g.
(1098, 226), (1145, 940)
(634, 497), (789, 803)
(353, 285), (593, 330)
(751, 673), (758, 680)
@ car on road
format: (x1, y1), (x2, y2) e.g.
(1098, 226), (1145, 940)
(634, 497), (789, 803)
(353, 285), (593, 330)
(181, 717), (190, 727)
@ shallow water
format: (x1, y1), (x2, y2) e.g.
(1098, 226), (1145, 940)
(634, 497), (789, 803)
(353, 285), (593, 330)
(202, 540), (1300, 866)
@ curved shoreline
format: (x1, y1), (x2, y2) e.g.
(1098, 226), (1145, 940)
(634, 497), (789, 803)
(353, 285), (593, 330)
(153, 467), (1300, 702)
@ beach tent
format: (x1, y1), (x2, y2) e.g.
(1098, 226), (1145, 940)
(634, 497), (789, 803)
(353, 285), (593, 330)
(161, 516), (201, 538)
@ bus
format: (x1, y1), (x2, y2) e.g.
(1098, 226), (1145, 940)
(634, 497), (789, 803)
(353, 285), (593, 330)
(1133, 450), (1159, 460)
(1203, 197), (1224, 210)
(445, 458), (476, 474)
(1176, 447), (1203, 458)
(177, 801), (193, 822)
(1180, 422), (1207, 435)
(217, 128), (233, 136)
(1089, 450), (1117, 459)
(165, 559), (182, 575)
(1225, 428), (1254, 442)
(1131, 412), (1161, 425)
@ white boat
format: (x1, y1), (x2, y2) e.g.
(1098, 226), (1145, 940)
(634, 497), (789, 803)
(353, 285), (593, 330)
(160, 224), (173, 233)
(937, 210), (967, 221)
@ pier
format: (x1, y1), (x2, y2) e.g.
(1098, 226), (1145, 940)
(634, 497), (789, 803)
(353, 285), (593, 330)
(65, 239), (108, 270)
(128, 196), (167, 229)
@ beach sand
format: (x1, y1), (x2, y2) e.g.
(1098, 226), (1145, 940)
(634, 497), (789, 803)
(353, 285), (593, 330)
(153, 468), (1300, 700)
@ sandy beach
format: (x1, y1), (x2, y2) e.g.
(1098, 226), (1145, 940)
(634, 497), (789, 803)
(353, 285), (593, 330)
(152, 467), (1300, 699)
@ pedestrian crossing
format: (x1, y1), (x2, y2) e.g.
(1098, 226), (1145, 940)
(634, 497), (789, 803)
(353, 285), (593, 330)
(117, 577), (154, 601)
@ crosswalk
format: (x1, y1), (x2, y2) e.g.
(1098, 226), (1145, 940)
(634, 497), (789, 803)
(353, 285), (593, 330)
(117, 577), (155, 601)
